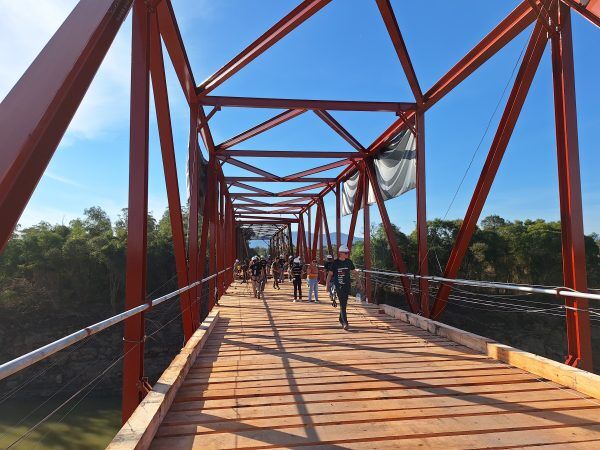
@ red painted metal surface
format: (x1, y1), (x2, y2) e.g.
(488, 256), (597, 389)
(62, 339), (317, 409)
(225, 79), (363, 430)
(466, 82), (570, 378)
(375, 0), (422, 104)
(225, 176), (336, 183)
(284, 159), (352, 180)
(219, 150), (362, 159)
(2, 0), (599, 426)
(431, 21), (549, 319)
(122, 0), (150, 423)
(0, 0), (133, 253)
(197, 0), (332, 95)
(218, 109), (306, 149)
(149, 12), (194, 340)
(551, 2), (593, 371)
(199, 95), (415, 112)
(346, 171), (363, 250)
(415, 113), (429, 315)
(364, 159), (418, 312)
(425, 1), (537, 108)
(313, 110), (365, 151)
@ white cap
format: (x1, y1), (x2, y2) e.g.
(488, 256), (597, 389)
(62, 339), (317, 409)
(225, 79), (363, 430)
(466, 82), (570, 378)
(326, 254), (333, 260)
(338, 244), (350, 253)
(294, 257), (300, 263)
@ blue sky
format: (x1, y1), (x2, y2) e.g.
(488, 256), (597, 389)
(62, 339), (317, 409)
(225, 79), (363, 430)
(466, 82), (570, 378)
(2, 0), (599, 238)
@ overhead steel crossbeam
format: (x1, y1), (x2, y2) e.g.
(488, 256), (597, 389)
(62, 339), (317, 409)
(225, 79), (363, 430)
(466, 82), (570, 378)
(200, 95), (415, 112)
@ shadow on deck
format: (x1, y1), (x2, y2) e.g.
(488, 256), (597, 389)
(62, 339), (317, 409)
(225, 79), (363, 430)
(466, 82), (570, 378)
(130, 281), (600, 449)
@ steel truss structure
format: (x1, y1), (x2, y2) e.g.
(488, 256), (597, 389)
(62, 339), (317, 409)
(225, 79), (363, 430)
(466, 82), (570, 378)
(0, 0), (598, 421)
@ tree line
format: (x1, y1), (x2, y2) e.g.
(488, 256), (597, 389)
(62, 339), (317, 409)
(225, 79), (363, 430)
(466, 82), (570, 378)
(1, 207), (599, 374)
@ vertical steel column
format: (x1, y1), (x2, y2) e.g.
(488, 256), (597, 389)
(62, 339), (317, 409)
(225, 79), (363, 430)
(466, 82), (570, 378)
(122, 0), (150, 423)
(149, 13), (194, 339)
(307, 206), (312, 254)
(188, 105), (201, 327)
(362, 164), (372, 303)
(297, 214), (304, 257)
(312, 205), (322, 260)
(319, 198), (333, 257)
(287, 223), (293, 255)
(207, 156), (218, 311)
(551, 2), (593, 371)
(335, 182), (341, 252)
(415, 112), (429, 316)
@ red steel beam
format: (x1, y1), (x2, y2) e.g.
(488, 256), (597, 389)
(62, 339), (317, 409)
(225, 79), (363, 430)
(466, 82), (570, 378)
(346, 171), (364, 249)
(218, 150), (362, 159)
(149, 13), (194, 339)
(197, 0), (331, 95)
(319, 198), (333, 257)
(312, 205), (322, 260)
(313, 110), (365, 151)
(0, 0), (133, 253)
(425, 1), (537, 107)
(561, 0), (600, 28)
(277, 182), (330, 196)
(236, 202), (309, 208)
(218, 109), (306, 149)
(283, 159), (352, 180)
(551, 2), (593, 371)
(230, 181), (274, 195)
(223, 157), (281, 181)
(375, 0), (423, 104)
(431, 21), (549, 319)
(335, 182), (341, 250)
(415, 112), (429, 315)
(231, 193), (316, 198)
(364, 3), (542, 157)
(364, 159), (418, 312)
(225, 176), (336, 183)
(156, 0), (195, 103)
(199, 95), (415, 112)
(122, 0), (150, 423)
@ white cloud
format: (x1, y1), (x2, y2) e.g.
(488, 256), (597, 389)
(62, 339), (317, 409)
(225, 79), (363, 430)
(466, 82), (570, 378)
(0, 0), (132, 143)
(45, 171), (85, 188)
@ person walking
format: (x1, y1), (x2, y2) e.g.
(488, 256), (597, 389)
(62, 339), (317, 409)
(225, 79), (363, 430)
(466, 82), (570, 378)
(278, 255), (286, 284)
(326, 245), (357, 330)
(291, 257), (304, 302)
(306, 259), (320, 303)
(271, 258), (280, 289)
(249, 256), (264, 298)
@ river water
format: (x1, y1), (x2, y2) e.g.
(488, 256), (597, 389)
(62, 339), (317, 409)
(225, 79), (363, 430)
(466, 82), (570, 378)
(0, 397), (121, 449)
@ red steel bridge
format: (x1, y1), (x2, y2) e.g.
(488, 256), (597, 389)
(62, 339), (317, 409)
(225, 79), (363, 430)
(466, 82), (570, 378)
(1, 0), (600, 448)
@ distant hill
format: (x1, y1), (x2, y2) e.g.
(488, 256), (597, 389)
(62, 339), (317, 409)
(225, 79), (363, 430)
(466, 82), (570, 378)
(249, 232), (362, 249)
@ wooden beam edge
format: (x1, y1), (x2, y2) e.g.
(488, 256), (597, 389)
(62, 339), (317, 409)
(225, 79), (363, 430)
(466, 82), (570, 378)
(379, 304), (600, 400)
(107, 309), (220, 450)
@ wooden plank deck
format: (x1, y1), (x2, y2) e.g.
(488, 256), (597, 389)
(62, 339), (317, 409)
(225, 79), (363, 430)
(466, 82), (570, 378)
(149, 281), (600, 449)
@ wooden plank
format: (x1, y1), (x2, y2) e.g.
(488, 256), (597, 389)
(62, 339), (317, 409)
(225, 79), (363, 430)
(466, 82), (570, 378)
(381, 304), (600, 400)
(108, 310), (219, 450)
(147, 282), (600, 449)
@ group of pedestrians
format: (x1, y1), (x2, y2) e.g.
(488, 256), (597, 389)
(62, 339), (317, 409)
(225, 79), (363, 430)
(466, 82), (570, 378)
(235, 244), (357, 330)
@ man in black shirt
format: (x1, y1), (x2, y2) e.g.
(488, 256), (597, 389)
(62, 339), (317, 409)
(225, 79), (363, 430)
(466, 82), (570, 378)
(291, 257), (304, 301)
(326, 245), (356, 330)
